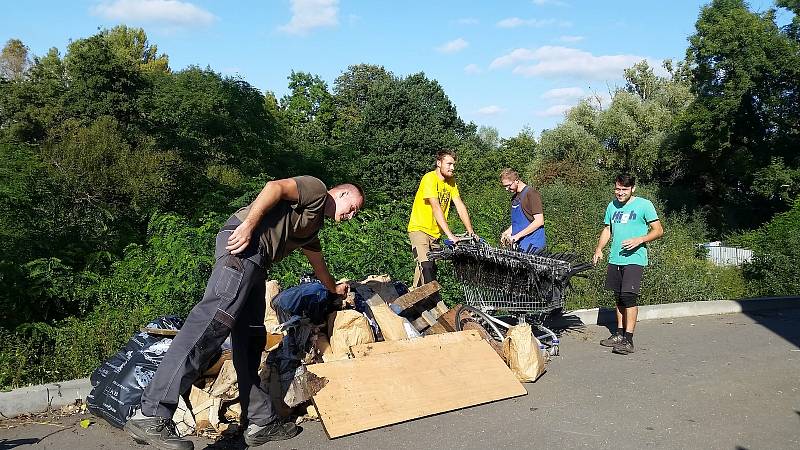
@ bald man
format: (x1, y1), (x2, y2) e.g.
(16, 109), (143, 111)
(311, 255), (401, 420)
(125, 176), (364, 449)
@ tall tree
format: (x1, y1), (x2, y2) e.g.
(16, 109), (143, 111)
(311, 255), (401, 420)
(0, 39), (32, 80)
(102, 25), (170, 73)
(678, 0), (800, 227)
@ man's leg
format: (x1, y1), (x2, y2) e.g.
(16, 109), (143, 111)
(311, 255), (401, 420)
(409, 231), (435, 289)
(127, 231), (262, 449)
(600, 265), (625, 347)
(233, 278), (299, 446)
(613, 265), (643, 355)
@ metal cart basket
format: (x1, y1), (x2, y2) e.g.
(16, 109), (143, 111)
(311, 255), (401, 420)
(429, 238), (592, 355)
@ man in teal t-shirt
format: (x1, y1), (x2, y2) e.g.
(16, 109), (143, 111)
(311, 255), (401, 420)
(592, 173), (663, 355)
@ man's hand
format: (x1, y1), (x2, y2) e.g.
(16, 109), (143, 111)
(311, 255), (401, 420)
(510, 233), (521, 243)
(500, 230), (511, 246)
(592, 249), (604, 265)
(621, 237), (643, 251)
(334, 283), (350, 297)
(226, 220), (255, 254)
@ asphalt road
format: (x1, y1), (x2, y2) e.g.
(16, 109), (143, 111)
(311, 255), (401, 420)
(2, 309), (799, 450)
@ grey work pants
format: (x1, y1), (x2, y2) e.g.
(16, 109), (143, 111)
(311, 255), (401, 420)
(140, 217), (275, 426)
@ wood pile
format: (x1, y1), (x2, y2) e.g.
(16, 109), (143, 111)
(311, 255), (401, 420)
(169, 275), (538, 440)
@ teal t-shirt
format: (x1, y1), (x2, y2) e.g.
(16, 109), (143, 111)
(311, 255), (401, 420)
(603, 197), (659, 266)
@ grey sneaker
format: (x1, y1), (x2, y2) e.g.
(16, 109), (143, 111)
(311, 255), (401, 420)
(124, 414), (193, 450)
(244, 419), (299, 446)
(612, 340), (635, 355)
(600, 333), (624, 347)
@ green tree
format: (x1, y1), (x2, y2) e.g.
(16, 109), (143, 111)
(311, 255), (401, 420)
(677, 0), (800, 228)
(0, 39), (32, 81)
(102, 25), (170, 73)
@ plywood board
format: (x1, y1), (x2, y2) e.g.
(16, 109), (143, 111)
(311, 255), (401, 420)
(350, 330), (482, 358)
(308, 339), (526, 438)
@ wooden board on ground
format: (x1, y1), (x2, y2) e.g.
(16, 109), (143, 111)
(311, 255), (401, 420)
(308, 339), (526, 438)
(350, 330), (482, 358)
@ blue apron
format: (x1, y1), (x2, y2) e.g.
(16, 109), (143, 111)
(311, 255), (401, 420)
(511, 187), (546, 253)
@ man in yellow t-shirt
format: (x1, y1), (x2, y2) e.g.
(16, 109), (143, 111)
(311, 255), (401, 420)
(407, 149), (476, 288)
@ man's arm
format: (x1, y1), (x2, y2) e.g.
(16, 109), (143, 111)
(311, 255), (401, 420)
(226, 178), (299, 254)
(428, 198), (457, 242)
(621, 220), (664, 251)
(511, 214), (544, 242)
(302, 248), (349, 296)
(451, 196), (475, 236)
(592, 225), (612, 265)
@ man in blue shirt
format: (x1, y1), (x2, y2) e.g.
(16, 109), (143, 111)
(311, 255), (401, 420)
(592, 173), (663, 355)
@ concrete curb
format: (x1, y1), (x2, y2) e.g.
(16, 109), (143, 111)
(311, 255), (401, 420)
(0, 377), (91, 419)
(569, 296), (800, 326)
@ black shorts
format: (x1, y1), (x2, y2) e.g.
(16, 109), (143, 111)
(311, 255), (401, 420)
(605, 264), (643, 298)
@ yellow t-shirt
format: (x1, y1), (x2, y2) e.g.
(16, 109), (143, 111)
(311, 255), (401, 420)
(407, 171), (460, 238)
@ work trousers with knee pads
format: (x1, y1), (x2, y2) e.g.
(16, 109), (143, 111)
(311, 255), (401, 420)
(140, 217), (276, 427)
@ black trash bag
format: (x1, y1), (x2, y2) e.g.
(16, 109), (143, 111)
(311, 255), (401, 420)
(86, 316), (184, 428)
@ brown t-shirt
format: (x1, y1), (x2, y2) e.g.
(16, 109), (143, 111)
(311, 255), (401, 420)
(514, 186), (544, 221)
(233, 176), (328, 264)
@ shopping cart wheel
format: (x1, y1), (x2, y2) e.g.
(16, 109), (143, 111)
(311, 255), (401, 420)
(454, 305), (506, 342)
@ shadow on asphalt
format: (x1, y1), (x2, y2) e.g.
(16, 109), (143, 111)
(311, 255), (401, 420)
(0, 438), (38, 449)
(580, 297), (800, 349)
(738, 298), (800, 349)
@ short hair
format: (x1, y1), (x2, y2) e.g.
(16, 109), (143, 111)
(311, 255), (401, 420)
(436, 149), (456, 161)
(499, 168), (519, 182)
(615, 173), (636, 187)
(332, 183), (366, 205)
(350, 183), (365, 202)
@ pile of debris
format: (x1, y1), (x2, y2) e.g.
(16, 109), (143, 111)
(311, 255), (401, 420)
(89, 275), (548, 440)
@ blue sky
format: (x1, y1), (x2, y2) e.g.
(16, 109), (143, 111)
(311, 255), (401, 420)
(1, 0), (789, 137)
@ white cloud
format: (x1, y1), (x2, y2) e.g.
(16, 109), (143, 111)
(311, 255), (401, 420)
(541, 87), (585, 101)
(457, 18), (479, 25)
(91, 0), (216, 27)
(278, 0), (339, 36)
(536, 104), (571, 117)
(559, 35), (584, 43)
(477, 105), (506, 115)
(464, 64), (481, 75)
(489, 48), (537, 69)
(436, 38), (469, 54)
(496, 17), (569, 28)
(491, 46), (654, 79)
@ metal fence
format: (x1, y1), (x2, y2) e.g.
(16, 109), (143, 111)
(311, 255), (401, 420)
(702, 244), (753, 266)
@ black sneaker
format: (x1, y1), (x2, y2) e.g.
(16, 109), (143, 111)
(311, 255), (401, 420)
(612, 340), (635, 355)
(600, 333), (624, 347)
(124, 415), (193, 450)
(244, 419), (299, 447)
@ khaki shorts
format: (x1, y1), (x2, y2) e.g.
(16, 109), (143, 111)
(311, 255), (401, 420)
(408, 231), (441, 288)
(408, 231), (440, 262)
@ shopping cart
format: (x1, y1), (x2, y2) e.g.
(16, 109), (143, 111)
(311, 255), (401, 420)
(429, 237), (592, 356)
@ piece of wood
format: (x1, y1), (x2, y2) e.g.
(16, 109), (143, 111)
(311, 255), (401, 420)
(140, 327), (178, 336)
(355, 285), (408, 341)
(461, 321), (506, 360)
(350, 330), (482, 358)
(308, 339), (526, 438)
(391, 281), (441, 312)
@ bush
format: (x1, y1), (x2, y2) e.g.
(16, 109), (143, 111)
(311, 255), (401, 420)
(735, 198), (800, 296)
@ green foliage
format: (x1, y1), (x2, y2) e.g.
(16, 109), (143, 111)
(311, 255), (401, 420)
(676, 0), (800, 227)
(0, 38), (32, 81)
(735, 198), (800, 296)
